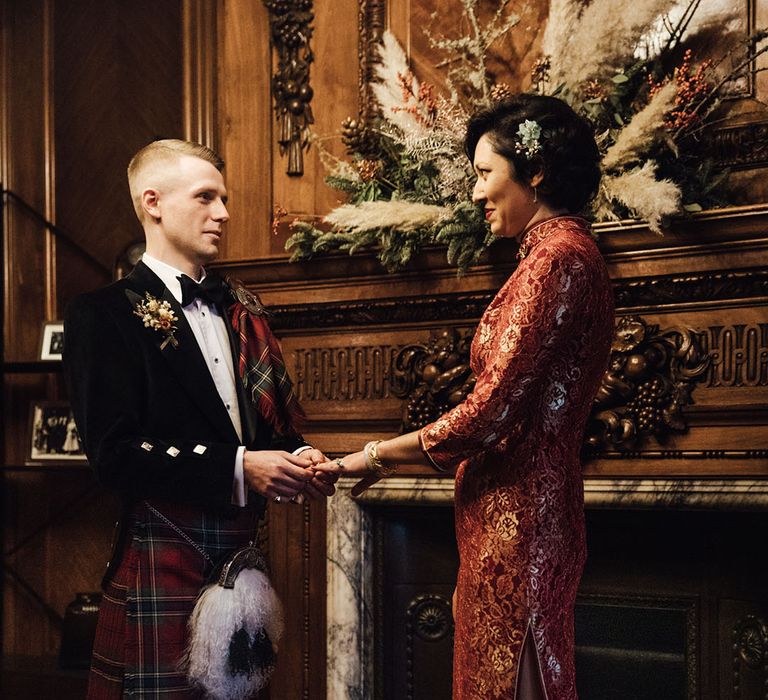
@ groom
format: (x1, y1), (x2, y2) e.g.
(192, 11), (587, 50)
(64, 139), (334, 698)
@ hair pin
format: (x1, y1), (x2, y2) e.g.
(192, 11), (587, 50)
(514, 119), (542, 158)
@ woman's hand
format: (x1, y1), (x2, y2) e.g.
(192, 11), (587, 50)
(338, 450), (366, 475)
(339, 450), (382, 496)
(313, 450), (383, 497)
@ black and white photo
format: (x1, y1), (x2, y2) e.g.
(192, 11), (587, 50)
(27, 401), (86, 463)
(39, 321), (65, 361)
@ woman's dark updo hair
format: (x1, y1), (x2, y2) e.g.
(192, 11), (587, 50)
(465, 94), (601, 213)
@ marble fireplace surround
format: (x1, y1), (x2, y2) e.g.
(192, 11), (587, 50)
(325, 476), (768, 700)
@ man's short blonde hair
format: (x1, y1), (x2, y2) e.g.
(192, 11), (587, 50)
(127, 139), (224, 221)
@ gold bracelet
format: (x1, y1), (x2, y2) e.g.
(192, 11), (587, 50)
(364, 440), (399, 477)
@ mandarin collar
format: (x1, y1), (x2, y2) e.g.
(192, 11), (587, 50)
(517, 216), (590, 261)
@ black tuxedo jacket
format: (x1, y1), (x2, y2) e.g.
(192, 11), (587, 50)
(63, 261), (303, 510)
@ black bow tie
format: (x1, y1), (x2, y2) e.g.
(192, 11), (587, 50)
(178, 273), (229, 308)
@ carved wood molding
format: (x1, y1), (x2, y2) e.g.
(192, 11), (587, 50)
(269, 268), (768, 331)
(182, 0), (218, 149)
(705, 323), (768, 388)
(613, 268), (768, 310)
(405, 594), (454, 700)
(271, 294), (491, 331)
(263, 0), (315, 176)
(710, 122), (768, 170)
(585, 316), (710, 452)
(292, 344), (401, 401)
(293, 316), (712, 458)
(392, 328), (474, 427)
(288, 322), (764, 409)
(358, 0), (386, 125)
(732, 614), (768, 697)
(596, 449), (768, 460)
(373, 317), (712, 453)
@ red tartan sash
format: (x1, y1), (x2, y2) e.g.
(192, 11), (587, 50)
(228, 301), (305, 437)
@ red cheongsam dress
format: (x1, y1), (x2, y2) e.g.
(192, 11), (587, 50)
(420, 216), (614, 700)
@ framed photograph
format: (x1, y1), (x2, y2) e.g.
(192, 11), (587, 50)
(39, 321), (65, 361)
(27, 401), (86, 464)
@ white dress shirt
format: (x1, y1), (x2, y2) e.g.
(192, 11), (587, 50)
(142, 253), (251, 505)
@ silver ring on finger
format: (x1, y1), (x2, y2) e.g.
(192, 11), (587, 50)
(334, 458), (345, 470)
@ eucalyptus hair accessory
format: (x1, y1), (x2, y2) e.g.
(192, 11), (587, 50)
(514, 119), (542, 159)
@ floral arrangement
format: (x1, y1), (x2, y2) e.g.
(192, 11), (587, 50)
(133, 293), (179, 349)
(287, 0), (768, 272)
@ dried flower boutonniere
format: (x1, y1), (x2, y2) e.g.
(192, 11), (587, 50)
(133, 293), (179, 349)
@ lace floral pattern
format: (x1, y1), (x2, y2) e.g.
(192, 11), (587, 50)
(420, 217), (614, 699)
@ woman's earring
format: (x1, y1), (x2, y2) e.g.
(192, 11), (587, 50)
(533, 186), (538, 204)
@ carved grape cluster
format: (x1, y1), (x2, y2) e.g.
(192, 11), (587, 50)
(626, 377), (666, 434)
(264, 0), (315, 175)
(264, 0), (311, 15)
(394, 329), (474, 431)
(274, 78), (313, 115)
(585, 316), (709, 452)
(277, 22), (303, 49)
(405, 389), (450, 430)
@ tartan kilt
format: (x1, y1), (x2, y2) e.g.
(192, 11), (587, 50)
(87, 500), (260, 699)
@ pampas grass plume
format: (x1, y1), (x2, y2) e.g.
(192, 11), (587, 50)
(605, 161), (682, 234)
(603, 81), (677, 171)
(541, 0), (582, 75)
(552, 0), (671, 85)
(371, 31), (430, 136)
(325, 200), (452, 232)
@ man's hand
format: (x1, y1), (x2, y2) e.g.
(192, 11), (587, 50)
(243, 450), (314, 501)
(300, 448), (339, 500)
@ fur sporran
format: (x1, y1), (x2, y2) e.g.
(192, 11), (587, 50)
(183, 544), (284, 700)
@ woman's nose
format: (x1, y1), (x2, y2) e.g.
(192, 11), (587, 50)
(472, 178), (485, 203)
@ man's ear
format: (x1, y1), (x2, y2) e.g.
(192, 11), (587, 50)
(141, 189), (161, 221)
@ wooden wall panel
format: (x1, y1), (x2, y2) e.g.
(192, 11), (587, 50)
(216, 0), (273, 261)
(1, 0), (52, 361)
(53, 0), (184, 310)
(407, 0), (547, 96)
(266, 501), (327, 700)
(183, 0), (218, 149)
(2, 0), (185, 669)
(269, 0), (360, 255)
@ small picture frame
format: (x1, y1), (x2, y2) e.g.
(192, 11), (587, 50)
(27, 401), (87, 465)
(39, 321), (65, 361)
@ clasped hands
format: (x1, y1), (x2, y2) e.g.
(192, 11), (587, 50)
(243, 447), (384, 503)
(244, 448), (341, 504)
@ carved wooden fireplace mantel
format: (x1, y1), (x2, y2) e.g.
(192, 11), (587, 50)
(216, 205), (768, 700)
(217, 203), (768, 496)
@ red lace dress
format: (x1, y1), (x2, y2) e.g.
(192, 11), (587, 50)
(420, 217), (614, 699)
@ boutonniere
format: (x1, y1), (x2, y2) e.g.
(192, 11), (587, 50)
(133, 293), (179, 349)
